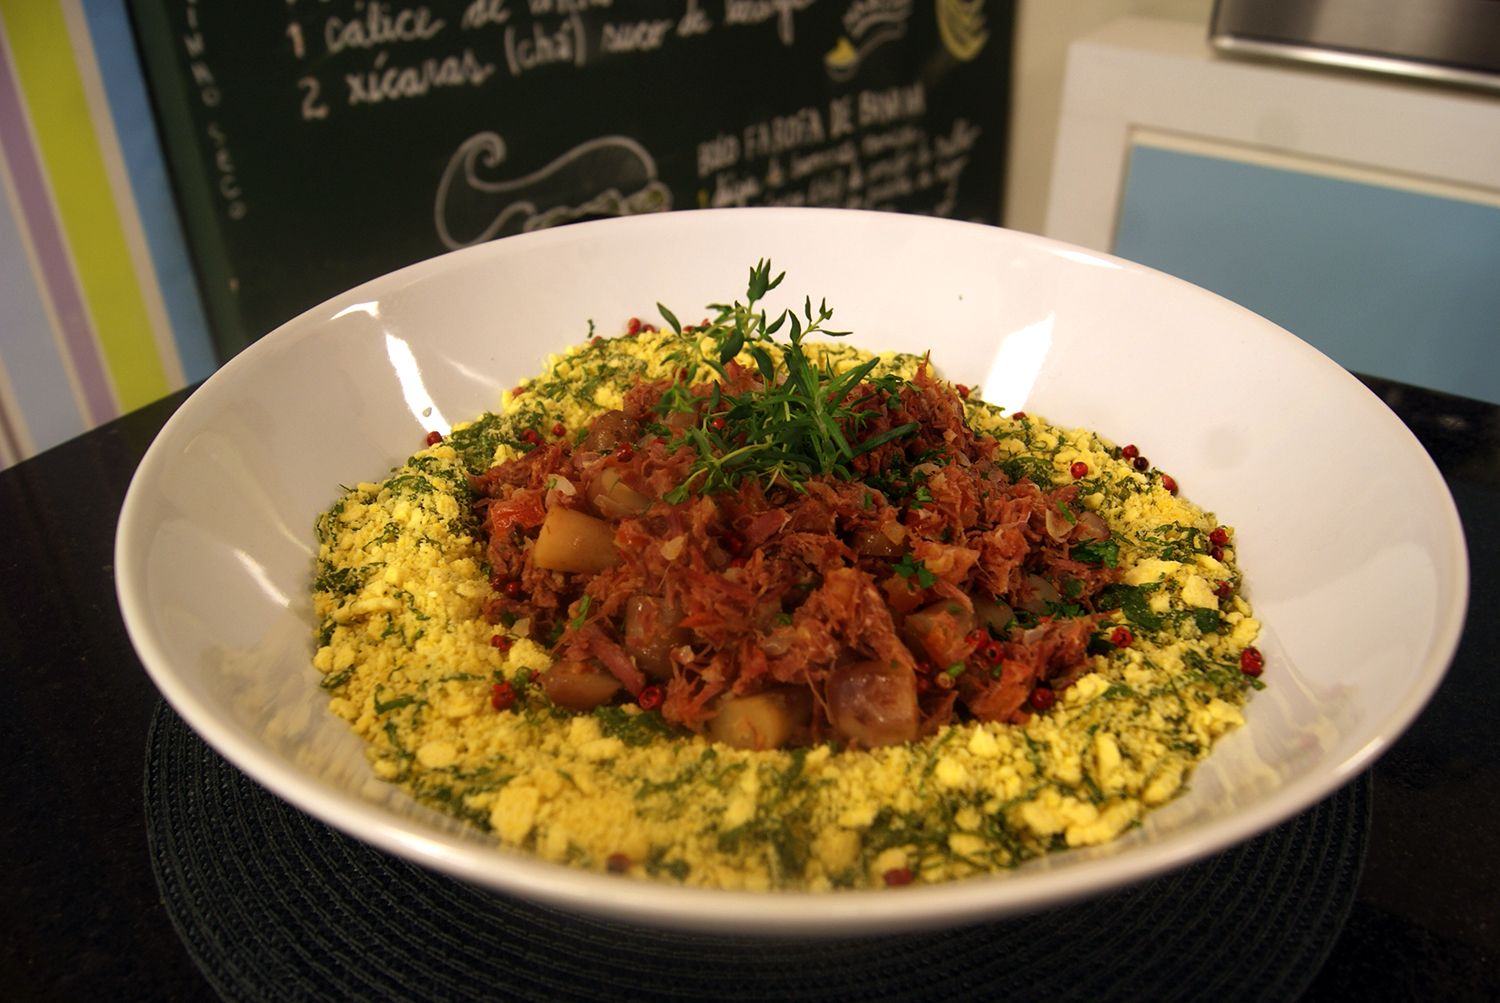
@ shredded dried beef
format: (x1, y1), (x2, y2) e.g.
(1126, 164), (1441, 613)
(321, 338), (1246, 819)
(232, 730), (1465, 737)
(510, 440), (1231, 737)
(471, 365), (1121, 748)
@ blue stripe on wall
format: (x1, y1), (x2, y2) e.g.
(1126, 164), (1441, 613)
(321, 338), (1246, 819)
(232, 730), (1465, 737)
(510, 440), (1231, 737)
(0, 175), (87, 448)
(80, 0), (215, 382)
(1115, 144), (1500, 405)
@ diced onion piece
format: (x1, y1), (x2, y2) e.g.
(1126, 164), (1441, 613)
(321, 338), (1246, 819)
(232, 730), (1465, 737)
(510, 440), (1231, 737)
(973, 597), (1015, 634)
(1076, 510), (1109, 541)
(761, 624), (793, 656)
(544, 476), (576, 509)
(1018, 573), (1060, 614)
(827, 661), (918, 747)
(851, 521), (905, 557)
(533, 507), (619, 573)
(707, 687), (812, 750)
(581, 410), (637, 452)
(621, 594), (685, 680)
(539, 660), (622, 711)
(591, 468), (651, 518)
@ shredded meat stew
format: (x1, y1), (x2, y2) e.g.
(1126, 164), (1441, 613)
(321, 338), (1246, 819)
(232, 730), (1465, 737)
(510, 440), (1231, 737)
(472, 364), (1122, 750)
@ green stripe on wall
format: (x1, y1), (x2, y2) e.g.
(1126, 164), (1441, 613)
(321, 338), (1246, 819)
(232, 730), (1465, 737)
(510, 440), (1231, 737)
(0, 0), (167, 409)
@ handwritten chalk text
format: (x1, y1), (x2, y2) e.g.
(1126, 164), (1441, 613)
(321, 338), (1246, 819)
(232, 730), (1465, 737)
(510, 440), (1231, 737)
(601, 18), (674, 53)
(345, 48), (497, 105)
(724, 0), (815, 46)
(504, 17), (585, 74)
(741, 105), (825, 160)
(324, 3), (446, 55)
(461, 0), (513, 30)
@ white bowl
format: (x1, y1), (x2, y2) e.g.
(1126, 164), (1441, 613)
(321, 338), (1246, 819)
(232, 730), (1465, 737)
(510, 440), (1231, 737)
(116, 208), (1467, 934)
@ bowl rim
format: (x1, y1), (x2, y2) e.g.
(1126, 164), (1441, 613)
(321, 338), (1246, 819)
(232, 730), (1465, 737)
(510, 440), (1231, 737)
(115, 207), (1470, 934)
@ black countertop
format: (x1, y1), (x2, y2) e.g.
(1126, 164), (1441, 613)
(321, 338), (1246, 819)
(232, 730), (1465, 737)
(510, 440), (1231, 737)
(2, 374), (1496, 1001)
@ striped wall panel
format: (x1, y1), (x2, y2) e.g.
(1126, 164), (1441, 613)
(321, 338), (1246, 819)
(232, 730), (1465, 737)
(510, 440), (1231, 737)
(0, 0), (214, 467)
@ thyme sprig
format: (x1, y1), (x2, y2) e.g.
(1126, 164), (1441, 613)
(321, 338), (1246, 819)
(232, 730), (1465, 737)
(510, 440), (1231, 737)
(660, 260), (919, 503)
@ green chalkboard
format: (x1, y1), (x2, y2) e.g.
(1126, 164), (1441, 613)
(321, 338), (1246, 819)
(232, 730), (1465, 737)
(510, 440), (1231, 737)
(129, 0), (1015, 362)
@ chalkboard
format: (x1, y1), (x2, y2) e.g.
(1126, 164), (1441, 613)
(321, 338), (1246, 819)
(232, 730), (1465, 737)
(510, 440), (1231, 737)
(129, 0), (1016, 361)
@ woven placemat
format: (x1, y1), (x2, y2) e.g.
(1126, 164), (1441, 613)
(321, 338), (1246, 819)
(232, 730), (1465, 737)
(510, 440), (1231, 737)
(146, 701), (1368, 1002)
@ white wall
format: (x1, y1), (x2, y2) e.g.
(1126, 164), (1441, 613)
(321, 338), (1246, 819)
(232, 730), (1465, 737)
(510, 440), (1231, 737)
(1039, 15), (1500, 403)
(1004, 0), (1212, 234)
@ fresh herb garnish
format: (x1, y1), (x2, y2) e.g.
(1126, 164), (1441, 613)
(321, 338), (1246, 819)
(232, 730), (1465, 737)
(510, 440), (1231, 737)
(319, 666), (355, 690)
(384, 473), (435, 498)
(1135, 522), (1207, 562)
(660, 260), (920, 503)
(313, 559), (367, 597)
(445, 412), (510, 474)
(1072, 538), (1119, 567)
(999, 455), (1055, 487)
(594, 704), (681, 747)
(374, 686), (417, 715)
(1096, 582), (1163, 632)
(570, 594), (593, 631)
(893, 553), (937, 589)
(1192, 608), (1223, 635)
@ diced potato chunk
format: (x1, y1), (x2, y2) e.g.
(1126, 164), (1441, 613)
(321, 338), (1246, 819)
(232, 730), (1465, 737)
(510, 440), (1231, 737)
(901, 601), (975, 667)
(539, 660), (621, 711)
(707, 688), (812, 750)
(534, 507), (619, 573)
(827, 660), (918, 747)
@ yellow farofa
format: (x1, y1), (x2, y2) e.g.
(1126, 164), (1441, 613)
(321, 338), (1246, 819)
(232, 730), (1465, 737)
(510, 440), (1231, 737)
(311, 326), (1261, 890)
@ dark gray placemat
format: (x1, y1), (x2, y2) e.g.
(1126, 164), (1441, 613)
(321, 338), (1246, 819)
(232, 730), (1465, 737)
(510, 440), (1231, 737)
(146, 701), (1368, 1002)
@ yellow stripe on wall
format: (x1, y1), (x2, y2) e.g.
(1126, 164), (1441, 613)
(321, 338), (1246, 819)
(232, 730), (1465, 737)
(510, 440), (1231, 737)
(0, 0), (168, 410)
(64, 0), (185, 389)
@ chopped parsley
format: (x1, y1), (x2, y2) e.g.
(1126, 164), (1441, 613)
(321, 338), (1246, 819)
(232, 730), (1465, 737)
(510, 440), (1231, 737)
(1096, 582), (1164, 632)
(384, 473), (436, 498)
(893, 552), (937, 589)
(999, 454), (1055, 486)
(313, 559), (367, 597)
(1071, 538), (1119, 567)
(594, 704), (680, 747)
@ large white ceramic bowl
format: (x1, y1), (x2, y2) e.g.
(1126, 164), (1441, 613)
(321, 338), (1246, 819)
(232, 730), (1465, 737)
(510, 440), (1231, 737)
(117, 208), (1467, 934)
